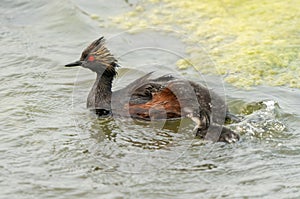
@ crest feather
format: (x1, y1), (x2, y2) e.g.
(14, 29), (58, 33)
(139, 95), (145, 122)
(80, 37), (117, 67)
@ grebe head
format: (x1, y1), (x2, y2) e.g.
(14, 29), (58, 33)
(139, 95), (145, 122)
(65, 37), (119, 76)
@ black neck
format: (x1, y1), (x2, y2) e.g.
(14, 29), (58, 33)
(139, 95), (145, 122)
(87, 71), (115, 113)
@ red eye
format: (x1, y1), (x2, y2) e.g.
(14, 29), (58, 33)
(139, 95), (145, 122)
(88, 55), (95, 61)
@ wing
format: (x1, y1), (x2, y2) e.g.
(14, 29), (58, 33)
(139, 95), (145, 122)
(129, 74), (176, 104)
(111, 73), (177, 118)
(114, 73), (175, 104)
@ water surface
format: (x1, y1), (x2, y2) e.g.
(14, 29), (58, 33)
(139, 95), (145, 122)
(0, 1), (300, 198)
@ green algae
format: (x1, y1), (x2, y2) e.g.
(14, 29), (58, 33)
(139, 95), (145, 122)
(111, 0), (299, 88)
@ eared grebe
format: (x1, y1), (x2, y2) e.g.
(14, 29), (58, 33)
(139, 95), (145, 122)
(65, 37), (240, 143)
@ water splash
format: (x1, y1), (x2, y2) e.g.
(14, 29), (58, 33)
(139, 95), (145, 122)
(230, 100), (286, 139)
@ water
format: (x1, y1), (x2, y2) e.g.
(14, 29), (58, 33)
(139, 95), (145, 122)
(1, 1), (300, 198)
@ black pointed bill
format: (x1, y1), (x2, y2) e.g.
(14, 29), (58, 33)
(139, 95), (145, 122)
(65, 60), (82, 67)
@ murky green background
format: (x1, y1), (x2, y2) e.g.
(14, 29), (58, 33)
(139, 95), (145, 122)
(112, 0), (300, 88)
(1, 0), (299, 198)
